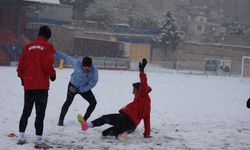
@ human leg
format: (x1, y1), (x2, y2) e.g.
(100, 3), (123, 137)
(58, 83), (76, 125)
(101, 112), (136, 137)
(34, 90), (48, 136)
(118, 112), (136, 135)
(91, 114), (121, 127)
(19, 90), (35, 137)
(91, 114), (125, 137)
(79, 90), (97, 121)
(102, 127), (119, 136)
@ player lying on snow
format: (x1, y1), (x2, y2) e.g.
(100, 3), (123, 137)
(78, 58), (152, 139)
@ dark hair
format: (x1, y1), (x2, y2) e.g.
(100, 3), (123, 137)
(247, 98), (250, 108)
(82, 56), (92, 66)
(133, 82), (140, 90)
(38, 25), (51, 39)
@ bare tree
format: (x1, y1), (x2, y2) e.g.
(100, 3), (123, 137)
(84, 0), (118, 27)
(127, 1), (159, 30)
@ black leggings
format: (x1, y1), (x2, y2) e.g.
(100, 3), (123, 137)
(19, 90), (48, 136)
(92, 112), (136, 137)
(59, 82), (97, 122)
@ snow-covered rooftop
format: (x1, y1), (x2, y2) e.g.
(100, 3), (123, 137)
(25, 0), (60, 4)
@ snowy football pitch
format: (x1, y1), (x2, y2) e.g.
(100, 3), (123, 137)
(1, 66), (250, 149)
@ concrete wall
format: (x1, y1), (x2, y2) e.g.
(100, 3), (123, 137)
(73, 37), (124, 57)
(205, 35), (250, 47)
(161, 42), (250, 74)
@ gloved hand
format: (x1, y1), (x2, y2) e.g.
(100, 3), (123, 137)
(139, 58), (147, 72)
(50, 75), (56, 81)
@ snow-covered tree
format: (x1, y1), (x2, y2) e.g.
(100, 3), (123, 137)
(229, 21), (245, 35)
(155, 9), (184, 55)
(243, 28), (250, 36)
(84, 0), (118, 26)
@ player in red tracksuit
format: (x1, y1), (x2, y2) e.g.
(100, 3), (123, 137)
(80, 58), (152, 138)
(16, 25), (56, 148)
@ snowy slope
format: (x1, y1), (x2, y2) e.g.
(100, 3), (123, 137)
(0, 66), (250, 150)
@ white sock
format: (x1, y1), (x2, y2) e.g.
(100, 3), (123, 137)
(36, 135), (43, 144)
(87, 122), (93, 128)
(18, 132), (25, 141)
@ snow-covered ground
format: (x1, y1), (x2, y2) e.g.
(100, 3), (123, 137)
(1, 66), (250, 150)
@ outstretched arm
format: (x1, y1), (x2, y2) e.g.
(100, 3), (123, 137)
(55, 50), (77, 66)
(138, 58), (151, 138)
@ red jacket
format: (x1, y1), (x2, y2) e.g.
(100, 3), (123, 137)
(119, 72), (152, 136)
(17, 36), (56, 90)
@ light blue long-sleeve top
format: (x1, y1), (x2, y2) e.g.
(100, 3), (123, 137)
(55, 50), (98, 92)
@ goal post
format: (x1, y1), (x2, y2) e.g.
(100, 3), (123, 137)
(241, 56), (250, 82)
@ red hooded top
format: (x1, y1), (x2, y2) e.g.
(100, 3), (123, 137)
(17, 36), (56, 90)
(119, 72), (152, 136)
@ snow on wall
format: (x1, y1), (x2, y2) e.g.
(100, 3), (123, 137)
(25, 0), (60, 4)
